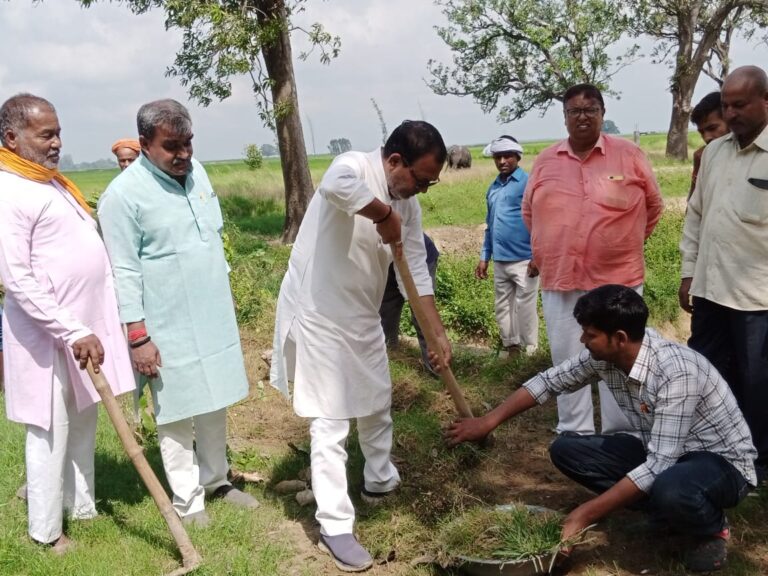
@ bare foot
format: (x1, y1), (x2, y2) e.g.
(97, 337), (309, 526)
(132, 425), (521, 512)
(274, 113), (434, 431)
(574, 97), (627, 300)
(50, 535), (75, 556)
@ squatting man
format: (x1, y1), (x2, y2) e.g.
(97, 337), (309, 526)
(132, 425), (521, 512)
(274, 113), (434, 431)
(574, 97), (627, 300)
(446, 285), (756, 573)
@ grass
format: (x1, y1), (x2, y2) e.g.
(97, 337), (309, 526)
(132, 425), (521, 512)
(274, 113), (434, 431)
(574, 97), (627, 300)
(438, 505), (563, 561)
(0, 402), (294, 576)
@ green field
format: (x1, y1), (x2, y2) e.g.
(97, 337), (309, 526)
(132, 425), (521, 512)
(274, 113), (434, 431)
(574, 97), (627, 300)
(68, 132), (703, 203)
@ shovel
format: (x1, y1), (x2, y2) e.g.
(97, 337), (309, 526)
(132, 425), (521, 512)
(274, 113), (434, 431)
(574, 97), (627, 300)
(390, 241), (474, 419)
(86, 360), (202, 576)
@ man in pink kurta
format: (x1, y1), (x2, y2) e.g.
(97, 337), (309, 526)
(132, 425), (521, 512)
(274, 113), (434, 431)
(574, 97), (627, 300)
(523, 83), (663, 437)
(0, 94), (134, 552)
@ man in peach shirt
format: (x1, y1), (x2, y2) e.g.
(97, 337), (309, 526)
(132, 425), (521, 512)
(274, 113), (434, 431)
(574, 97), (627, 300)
(523, 83), (663, 436)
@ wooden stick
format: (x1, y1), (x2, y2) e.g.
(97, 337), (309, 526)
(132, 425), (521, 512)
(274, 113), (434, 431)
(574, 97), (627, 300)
(390, 242), (474, 419)
(86, 361), (202, 576)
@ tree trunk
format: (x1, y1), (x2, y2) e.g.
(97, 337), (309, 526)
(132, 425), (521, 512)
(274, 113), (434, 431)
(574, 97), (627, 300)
(257, 0), (314, 244)
(665, 13), (698, 161)
(665, 72), (698, 160)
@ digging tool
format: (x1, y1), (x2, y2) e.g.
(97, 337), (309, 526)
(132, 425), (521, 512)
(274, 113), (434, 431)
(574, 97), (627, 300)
(390, 241), (474, 419)
(86, 360), (202, 576)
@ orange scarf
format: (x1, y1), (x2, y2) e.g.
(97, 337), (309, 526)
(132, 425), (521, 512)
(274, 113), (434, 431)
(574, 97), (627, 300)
(0, 147), (92, 214)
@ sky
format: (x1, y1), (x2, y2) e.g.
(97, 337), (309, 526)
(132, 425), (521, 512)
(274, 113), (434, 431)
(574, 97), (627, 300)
(1, 1), (767, 163)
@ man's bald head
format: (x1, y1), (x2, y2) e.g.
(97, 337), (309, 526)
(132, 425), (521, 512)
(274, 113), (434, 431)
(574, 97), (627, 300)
(722, 65), (768, 147)
(724, 65), (768, 94)
(0, 94), (56, 146)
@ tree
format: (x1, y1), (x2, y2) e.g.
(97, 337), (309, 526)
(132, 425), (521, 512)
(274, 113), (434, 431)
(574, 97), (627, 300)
(328, 138), (352, 156)
(428, 0), (640, 122)
(78, 0), (340, 243)
(243, 144), (264, 169)
(59, 154), (76, 171)
(632, 0), (768, 159)
(261, 143), (279, 157)
(602, 119), (620, 134)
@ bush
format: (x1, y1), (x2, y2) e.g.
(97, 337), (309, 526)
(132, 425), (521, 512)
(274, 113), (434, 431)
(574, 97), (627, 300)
(434, 255), (499, 343)
(243, 144), (264, 170)
(223, 219), (290, 328)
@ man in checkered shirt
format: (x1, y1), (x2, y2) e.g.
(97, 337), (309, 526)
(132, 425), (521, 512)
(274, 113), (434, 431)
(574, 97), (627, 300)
(446, 284), (756, 573)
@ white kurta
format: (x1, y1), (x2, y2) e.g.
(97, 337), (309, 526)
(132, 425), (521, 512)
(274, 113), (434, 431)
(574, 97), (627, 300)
(0, 172), (135, 430)
(271, 149), (433, 419)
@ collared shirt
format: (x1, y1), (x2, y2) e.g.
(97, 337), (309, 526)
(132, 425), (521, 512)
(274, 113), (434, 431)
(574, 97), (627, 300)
(681, 126), (768, 310)
(480, 167), (532, 262)
(523, 135), (663, 291)
(524, 329), (757, 492)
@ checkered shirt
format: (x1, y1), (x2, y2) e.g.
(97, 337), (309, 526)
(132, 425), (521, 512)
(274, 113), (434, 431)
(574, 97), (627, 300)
(524, 329), (757, 492)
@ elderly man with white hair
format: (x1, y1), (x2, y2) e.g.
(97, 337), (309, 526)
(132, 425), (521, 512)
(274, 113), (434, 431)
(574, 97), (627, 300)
(475, 135), (539, 357)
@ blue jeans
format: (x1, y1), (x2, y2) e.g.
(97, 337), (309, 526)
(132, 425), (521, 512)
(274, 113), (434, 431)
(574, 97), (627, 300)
(550, 433), (750, 536)
(688, 297), (768, 467)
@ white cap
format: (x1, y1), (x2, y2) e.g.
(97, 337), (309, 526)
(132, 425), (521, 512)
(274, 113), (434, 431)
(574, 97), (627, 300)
(482, 136), (524, 157)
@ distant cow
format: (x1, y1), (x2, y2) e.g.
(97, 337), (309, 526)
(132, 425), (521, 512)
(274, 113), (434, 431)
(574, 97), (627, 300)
(447, 145), (472, 169)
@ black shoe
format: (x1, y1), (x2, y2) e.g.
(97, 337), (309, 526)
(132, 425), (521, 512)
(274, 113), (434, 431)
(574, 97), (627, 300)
(360, 486), (398, 506)
(755, 463), (768, 485)
(685, 528), (729, 572)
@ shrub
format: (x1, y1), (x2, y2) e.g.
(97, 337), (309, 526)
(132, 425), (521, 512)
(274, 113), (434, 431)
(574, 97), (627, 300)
(433, 255), (499, 343)
(243, 144), (264, 169)
(223, 219), (290, 328)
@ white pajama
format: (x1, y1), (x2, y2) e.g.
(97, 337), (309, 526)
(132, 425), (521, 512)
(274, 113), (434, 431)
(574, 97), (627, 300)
(26, 350), (98, 544)
(310, 408), (400, 536)
(542, 288), (640, 436)
(492, 260), (539, 350)
(157, 408), (230, 517)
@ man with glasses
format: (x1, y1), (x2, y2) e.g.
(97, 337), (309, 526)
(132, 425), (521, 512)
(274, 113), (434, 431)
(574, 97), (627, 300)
(680, 65), (768, 483)
(271, 120), (451, 572)
(523, 83), (663, 437)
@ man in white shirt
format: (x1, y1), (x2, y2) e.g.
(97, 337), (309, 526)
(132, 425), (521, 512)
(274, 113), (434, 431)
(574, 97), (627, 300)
(271, 121), (452, 572)
(679, 65), (768, 481)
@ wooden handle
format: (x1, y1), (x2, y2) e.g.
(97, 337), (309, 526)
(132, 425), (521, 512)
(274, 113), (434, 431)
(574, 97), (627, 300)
(390, 243), (474, 419)
(86, 361), (202, 574)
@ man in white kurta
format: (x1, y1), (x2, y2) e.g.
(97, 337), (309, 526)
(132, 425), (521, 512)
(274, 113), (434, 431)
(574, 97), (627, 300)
(0, 94), (135, 551)
(272, 120), (451, 572)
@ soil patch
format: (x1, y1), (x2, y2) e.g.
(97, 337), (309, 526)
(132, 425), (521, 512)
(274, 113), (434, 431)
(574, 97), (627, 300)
(426, 224), (485, 258)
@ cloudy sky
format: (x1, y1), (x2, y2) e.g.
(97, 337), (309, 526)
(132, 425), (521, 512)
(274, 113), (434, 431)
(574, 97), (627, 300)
(1, 1), (766, 163)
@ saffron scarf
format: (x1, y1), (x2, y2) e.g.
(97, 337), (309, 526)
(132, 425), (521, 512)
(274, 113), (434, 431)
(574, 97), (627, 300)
(0, 147), (92, 214)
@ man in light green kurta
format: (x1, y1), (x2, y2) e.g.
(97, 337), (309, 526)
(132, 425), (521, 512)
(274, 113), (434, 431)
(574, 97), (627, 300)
(98, 99), (256, 526)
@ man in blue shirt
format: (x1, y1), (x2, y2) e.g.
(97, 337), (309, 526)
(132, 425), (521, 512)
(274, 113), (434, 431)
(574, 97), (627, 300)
(475, 136), (539, 357)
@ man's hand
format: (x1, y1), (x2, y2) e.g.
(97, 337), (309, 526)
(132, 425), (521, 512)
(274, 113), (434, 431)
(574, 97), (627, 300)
(131, 341), (162, 378)
(445, 415), (493, 447)
(474, 260), (489, 280)
(72, 335), (105, 372)
(678, 277), (693, 313)
(527, 260), (539, 277)
(561, 505), (593, 545)
(427, 332), (452, 372)
(376, 209), (402, 245)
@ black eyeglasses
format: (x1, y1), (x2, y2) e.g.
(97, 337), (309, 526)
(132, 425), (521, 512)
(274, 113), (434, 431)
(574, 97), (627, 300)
(565, 106), (602, 119)
(404, 160), (440, 189)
